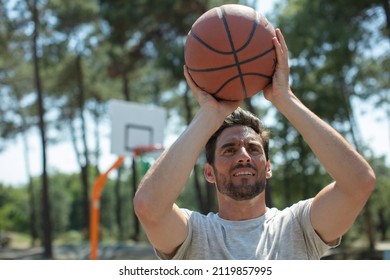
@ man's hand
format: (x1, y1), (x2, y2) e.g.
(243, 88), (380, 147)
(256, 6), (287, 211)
(183, 65), (242, 120)
(263, 28), (291, 103)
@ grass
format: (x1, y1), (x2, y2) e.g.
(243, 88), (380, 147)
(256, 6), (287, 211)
(6, 232), (31, 249)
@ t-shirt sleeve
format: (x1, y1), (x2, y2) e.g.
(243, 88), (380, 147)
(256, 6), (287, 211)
(292, 198), (341, 258)
(154, 208), (193, 260)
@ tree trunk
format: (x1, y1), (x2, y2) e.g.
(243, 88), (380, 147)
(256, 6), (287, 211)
(298, 136), (310, 198)
(193, 164), (207, 214)
(92, 103), (101, 176)
(75, 54), (90, 239)
(122, 71), (130, 101)
(205, 181), (217, 212)
(31, 0), (52, 259)
(131, 157), (140, 241)
(281, 121), (291, 205)
(382, 0), (390, 39)
(265, 180), (273, 208)
(119, 71), (131, 240)
(115, 165), (124, 240)
(378, 208), (387, 241)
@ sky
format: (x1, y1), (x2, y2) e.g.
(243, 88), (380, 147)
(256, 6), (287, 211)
(1, 0), (389, 186)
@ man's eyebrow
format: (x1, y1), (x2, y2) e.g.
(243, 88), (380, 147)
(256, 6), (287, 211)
(248, 140), (262, 147)
(219, 139), (262, 150)
(219, 142), (236, 150)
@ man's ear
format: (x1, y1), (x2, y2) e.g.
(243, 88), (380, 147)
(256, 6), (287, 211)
(204, 163), (216, 183)
(266, 160), (272, 179)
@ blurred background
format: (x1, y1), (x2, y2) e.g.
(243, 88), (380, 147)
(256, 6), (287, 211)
(0, 0), (389, 260)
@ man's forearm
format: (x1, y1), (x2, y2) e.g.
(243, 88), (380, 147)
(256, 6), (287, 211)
(273, 90), (375, 194)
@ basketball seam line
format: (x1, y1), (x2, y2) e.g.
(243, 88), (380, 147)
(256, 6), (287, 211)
(220, 7), (247, 98)
(190, 32), (233, 55)
(239, 19), (258, 53)
(189, 15), (259, 55)
(212, 72), (273, 96)
(186, 47), (275, 72)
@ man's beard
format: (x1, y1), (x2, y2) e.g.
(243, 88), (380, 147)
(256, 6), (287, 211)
(214, 164), (267, 201)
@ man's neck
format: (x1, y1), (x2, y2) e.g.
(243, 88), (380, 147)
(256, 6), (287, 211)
(217, 194), (267, 221)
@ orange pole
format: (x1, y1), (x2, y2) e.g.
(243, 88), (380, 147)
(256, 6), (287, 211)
(90, 156), (124, 260)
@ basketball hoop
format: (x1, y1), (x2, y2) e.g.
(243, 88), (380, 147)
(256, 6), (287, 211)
(133, 144), (164, 157)
(108, 100), (166, 157)
(133, 144), (164, 176)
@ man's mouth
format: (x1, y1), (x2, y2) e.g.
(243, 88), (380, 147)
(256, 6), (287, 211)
(233, 171), (255, 177)
(231, 164), (257, 177)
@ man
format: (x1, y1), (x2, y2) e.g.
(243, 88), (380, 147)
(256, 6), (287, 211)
(134, 29), (376, 259)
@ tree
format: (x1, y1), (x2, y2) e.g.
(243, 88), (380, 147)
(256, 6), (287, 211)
(45, 0), (102, 239)
(0, 0), (40, 246)
(29, 0), (53, 259)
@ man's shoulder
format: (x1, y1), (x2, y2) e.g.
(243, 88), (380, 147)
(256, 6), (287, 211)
(265, 198), (314, 221)
(180, 208), (218, 220)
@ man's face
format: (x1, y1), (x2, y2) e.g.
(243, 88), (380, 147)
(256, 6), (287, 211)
(205, 125), (271, 201)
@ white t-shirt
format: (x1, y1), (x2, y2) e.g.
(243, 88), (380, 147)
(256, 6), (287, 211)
(156, 199), (339, 260)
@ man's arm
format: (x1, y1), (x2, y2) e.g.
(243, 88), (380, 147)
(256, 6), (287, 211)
(134, 67), (241, 256)
(275, 92), (375, 243)
(264, 29), (376, 243)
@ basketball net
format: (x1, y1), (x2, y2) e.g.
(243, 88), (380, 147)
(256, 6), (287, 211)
(133, 144), (164, 175)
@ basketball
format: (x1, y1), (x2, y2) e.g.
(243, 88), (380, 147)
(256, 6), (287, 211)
(184, 4), (276, 101)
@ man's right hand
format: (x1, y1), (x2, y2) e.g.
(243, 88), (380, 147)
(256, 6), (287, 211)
(183, 65), (242, 122)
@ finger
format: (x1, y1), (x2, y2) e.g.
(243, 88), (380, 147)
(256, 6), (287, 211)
(184, 65), (200, 89)
(184, 65), (202, 93)
(272, 29), (282, 56)
(183, 65), (209, 104)
(183, 65), (192, 84)
(275, 28), (288, 53)
(272, 29), (289, 67)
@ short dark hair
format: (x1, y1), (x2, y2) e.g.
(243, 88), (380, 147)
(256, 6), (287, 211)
(205, 107), (270, 164)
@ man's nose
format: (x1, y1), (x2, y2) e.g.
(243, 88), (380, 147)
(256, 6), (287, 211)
(237, 147), (251, 163)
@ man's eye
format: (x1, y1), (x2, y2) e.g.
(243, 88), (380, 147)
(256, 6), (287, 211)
(249, 147), (262, 154)
(224, 148), (235, 154)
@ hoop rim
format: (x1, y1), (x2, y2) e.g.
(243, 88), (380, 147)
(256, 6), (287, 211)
(133, 144), (164, 157)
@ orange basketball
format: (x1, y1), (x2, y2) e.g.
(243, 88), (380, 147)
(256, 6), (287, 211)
(185, 4), (276, 101)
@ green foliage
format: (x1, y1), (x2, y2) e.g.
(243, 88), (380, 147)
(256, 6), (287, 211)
(0, 185), (29, 232)
(369, 156), (390, 240)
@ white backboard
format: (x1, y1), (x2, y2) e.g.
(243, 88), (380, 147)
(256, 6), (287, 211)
(108, 99), (166, 157)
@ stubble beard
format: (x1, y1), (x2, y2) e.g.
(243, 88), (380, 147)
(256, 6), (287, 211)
(214, 169), (267, 201)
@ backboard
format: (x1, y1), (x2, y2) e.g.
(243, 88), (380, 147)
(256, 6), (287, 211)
(108, 99), (166, 157)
